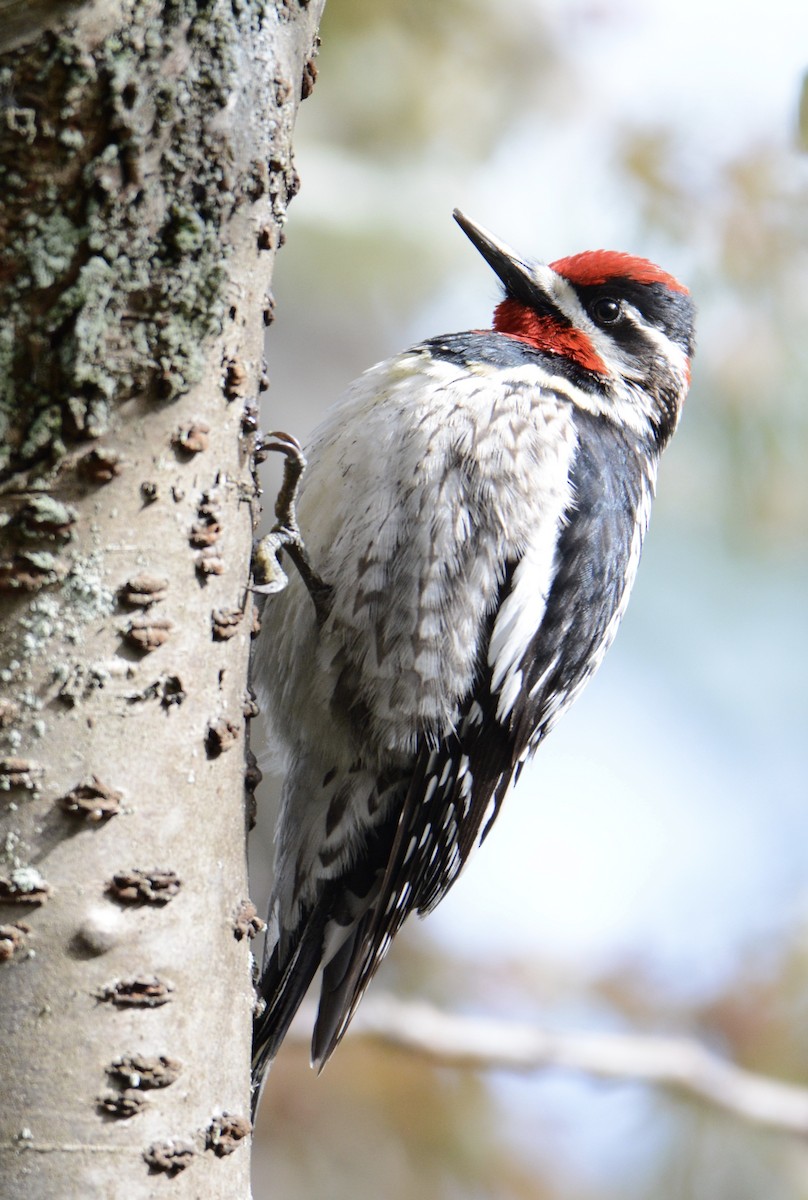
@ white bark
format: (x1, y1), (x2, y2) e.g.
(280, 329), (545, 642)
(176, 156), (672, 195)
(0, 1), (324, 1195)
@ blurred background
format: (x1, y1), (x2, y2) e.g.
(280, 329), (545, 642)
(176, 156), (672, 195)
(251, 1), (808, 1195)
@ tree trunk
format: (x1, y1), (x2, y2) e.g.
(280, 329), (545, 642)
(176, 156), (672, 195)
(0, 1), (323, 1195)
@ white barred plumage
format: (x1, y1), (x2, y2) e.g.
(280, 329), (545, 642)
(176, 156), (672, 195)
(251, 211), (695, 1114)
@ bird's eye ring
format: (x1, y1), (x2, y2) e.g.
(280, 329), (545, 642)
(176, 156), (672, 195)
(591, 297), (622, 326)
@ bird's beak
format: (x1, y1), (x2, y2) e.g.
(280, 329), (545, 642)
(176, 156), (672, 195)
(453, 209), (561, 316)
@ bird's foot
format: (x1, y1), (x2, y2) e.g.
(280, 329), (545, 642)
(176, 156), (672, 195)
(252, 431), (332, 626)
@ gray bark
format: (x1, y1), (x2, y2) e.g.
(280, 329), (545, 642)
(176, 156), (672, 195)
(0, 0), (324, 1195)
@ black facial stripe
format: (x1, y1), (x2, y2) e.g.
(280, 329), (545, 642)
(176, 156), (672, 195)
(574, 279), (695, 357)
(603, 310), (665, 360)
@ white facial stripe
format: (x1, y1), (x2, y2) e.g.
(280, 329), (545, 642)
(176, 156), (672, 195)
(528, 266), (592, 330)
(585, 305), (647, 381)
(583, 301), (688, 372)
(636, 320), (691, 377)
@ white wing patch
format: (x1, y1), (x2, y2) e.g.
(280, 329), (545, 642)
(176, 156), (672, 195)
(488, 507), (566, 722)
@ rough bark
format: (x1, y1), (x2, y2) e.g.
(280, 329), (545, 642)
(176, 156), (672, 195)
(0, 1), (323, 1196)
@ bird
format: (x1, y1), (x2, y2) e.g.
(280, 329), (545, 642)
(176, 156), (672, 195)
(250, 209), (695, 1113)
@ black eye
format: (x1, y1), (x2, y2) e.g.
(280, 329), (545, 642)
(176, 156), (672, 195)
(591, 297), (622, 326)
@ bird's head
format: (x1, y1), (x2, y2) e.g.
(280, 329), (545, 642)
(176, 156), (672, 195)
(454, 209), (695, 448)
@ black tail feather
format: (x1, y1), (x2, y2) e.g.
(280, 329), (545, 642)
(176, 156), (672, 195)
(311, 909), (376, 1068)
(251, 902), (328, 1118)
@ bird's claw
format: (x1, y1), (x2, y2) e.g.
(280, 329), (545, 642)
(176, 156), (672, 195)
(252, 529), (295, 595)
(259, 430), (306, 470)
(253, 431), (332, 624)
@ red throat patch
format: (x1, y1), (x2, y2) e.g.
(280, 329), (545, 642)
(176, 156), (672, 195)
(493, 298), (608, 375)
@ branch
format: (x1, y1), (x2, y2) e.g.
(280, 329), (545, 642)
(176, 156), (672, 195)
(287, 995), (808, 1137)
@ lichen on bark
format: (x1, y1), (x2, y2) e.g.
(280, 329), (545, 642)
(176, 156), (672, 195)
(0, 0), (273, 483)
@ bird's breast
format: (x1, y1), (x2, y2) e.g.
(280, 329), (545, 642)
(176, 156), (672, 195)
(297, 348), (578, 757)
